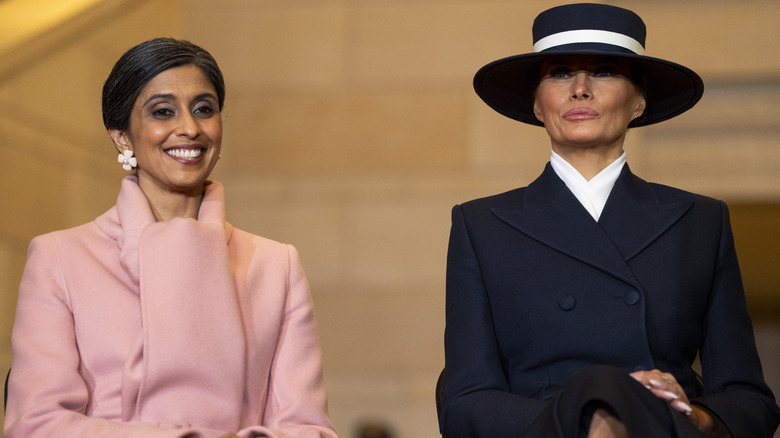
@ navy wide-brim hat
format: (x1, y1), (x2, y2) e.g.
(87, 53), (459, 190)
(474, 3), (704, 127)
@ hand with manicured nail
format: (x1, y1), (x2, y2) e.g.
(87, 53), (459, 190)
(630, 370), (729, 437)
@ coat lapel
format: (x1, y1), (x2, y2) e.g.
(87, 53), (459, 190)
(491, 164), (692, 287)
(598, 167), (693, 261)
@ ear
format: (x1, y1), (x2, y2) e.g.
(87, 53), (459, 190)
(632, 95), (647, 120)
(532, 101), (543, 123)
(108, 128), (132, 155)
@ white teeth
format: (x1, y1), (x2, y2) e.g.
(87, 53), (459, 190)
(166, 149), (203, 159)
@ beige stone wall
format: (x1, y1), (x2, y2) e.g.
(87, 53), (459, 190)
(2, 1), (779, 436)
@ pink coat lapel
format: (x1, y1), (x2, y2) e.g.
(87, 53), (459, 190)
(114, 176), (247, 429)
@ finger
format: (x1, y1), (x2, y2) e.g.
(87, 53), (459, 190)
(646, 375), (693, 416)
(648, 378), (666, 390)
(635, 378), (653, 390)
(673, 400), (693, 416)
(648, 373), (676, 390)
(646, 386), (691, 415)
(630, 371), (652, 388)
(647, 378), (677, 396)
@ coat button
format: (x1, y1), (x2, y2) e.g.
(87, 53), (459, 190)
(624, 290), (640, 305)
(559, 295), (576, 311)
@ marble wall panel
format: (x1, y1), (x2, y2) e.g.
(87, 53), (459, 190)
(221, 90), (469, 172)
(184, 3), (345, 90)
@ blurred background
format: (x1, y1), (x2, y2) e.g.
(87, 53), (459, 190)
(1, 0), (778, 436)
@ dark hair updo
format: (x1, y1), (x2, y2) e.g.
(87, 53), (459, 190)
(101, 37), (225, 130)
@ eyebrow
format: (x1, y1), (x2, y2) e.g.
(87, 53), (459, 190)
(142, 92), (218, 107)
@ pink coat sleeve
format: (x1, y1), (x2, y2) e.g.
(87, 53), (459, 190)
(246, 244), (336, 438)
(5, 234), (207, 437)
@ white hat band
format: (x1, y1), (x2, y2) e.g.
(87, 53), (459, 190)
(533, 29), (645, 55)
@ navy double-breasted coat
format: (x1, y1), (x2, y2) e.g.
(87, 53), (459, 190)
(440, 163), (779, 437)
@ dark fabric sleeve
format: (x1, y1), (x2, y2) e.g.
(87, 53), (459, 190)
(691, 201), (780, 437)
(439, 205), (547, 438)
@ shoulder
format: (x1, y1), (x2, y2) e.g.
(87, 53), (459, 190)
(227, 228), (311, 296)
(29, 221), (104, 253)
(228, 226), (302, 266)
(457, 187), (528, 214)
(619, 166), (717, 203)
(621, 168), (726, 212)
(644, 182), (727, 218)
(648, 181), (720, 204)
(456, 163), (561, 215)
(230, 226), (291, 251)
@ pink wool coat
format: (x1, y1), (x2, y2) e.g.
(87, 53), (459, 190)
(5, 176), (338, 438)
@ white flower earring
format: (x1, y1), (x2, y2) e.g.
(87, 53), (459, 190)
(118, 150), (137, 171)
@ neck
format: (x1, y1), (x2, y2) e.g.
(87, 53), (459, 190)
(552, 144), (624, 181)
(138, 179), (206, 222)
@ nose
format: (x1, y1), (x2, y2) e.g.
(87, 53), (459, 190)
(176, 112), (200, 138)
(570, 71), (592, 100)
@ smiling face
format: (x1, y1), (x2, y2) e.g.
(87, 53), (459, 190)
(109, 64), (222, 198)
(533, 55), (646, 158)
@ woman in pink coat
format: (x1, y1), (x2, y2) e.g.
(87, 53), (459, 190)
(5, 38), (338, 438)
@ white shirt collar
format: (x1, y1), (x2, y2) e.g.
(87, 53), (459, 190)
(549, 150), (626, 221)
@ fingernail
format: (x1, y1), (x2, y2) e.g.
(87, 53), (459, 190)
(663, 391), (679, 400)
(649, 379), (662, 388)
(676, 401), (693, 415)
(644, 385), (652, 390)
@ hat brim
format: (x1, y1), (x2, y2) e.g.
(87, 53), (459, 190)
(473, 49), (704, 127)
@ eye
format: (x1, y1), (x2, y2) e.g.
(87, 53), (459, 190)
(548, 67), (571, 79)
(193, 104), (216, 117)
(152, 107), (175, 118)
(593, 65), (619, 78)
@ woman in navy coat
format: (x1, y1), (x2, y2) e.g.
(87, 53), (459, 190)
(439, 4), (780, 438)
